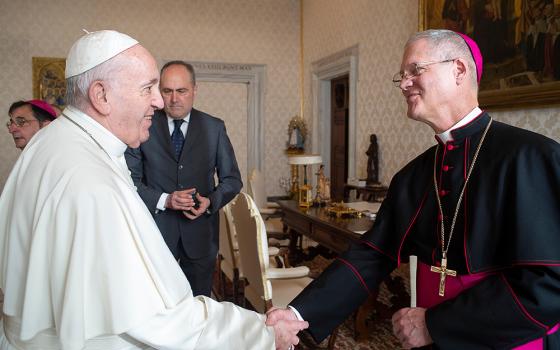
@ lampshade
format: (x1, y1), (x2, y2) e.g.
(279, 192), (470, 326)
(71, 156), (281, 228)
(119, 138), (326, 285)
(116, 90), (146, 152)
(288, 154), (322, 165)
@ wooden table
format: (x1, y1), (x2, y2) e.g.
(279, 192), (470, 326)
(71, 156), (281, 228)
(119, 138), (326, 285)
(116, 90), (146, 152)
(278, 200), (380, 342)
(278, 200), (373, 254)
(343, 184), (388, 202)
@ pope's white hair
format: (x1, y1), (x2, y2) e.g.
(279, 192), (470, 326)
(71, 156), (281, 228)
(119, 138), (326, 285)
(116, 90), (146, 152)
(65, 54), (125, 110)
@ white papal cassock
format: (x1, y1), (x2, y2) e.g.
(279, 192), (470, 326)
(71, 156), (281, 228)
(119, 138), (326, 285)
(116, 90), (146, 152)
(0, 105), (275, 350)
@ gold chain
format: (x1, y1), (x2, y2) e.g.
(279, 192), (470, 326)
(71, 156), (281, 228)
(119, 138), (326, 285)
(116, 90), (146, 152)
(433, 118), (493, 257)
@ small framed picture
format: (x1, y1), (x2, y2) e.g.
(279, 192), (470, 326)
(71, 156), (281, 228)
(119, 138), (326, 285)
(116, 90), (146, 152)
(32, 57), (66, 107)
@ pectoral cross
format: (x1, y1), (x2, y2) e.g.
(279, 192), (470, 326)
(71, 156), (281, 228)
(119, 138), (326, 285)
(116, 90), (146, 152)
(430, 253), (457, 297)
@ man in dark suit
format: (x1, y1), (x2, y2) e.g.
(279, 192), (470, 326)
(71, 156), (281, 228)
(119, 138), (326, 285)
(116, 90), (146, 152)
(125, 60), (242, 297)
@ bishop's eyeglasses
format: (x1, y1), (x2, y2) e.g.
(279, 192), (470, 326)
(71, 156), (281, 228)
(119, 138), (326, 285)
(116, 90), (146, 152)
(6, 117), (39, 129)
(392, 59), (456, 87)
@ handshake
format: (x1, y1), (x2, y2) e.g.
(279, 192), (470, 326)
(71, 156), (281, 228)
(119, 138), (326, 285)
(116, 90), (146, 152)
(265, 306), (433, 350)
(266, 307), (307, 350)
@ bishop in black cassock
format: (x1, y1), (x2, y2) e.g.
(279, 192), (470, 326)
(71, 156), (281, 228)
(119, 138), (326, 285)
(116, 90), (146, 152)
(268, 30), (560, 349)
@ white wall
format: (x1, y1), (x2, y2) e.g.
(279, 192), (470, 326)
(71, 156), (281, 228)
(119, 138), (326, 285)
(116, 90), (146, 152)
(0, 0), (300, 194)
(1, 0), (558, 193)
(302, 0), (560, 185)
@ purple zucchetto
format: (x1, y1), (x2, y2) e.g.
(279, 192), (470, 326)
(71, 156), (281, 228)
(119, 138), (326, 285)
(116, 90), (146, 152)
(455, 32), (483, 84)
(27, 99), (57, 119)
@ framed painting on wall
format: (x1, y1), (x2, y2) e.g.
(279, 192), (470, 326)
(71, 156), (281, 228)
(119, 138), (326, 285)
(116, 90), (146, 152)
(419, 0), (560, 110)
(32, 57), (66, 108)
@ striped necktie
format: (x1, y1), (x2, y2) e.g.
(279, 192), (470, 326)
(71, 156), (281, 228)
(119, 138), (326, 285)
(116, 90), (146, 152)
(171, 119), (184, 159)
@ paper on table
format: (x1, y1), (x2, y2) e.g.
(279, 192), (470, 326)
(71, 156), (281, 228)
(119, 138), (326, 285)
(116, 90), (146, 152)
(347, 202), (381, 235)
(345, 201), (381, 213)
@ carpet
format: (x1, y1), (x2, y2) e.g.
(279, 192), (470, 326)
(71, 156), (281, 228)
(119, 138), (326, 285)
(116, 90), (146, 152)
(213, 254), (411, 349)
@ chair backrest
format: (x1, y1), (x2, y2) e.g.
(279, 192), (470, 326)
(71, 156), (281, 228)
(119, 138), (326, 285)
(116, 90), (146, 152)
(248, 169), (268, 210)
(218, 202), (238, 271)
(230, 191), (272, 313)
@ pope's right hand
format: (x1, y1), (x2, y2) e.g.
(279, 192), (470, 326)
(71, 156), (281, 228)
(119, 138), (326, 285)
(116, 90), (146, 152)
(266, 308), (307, 350)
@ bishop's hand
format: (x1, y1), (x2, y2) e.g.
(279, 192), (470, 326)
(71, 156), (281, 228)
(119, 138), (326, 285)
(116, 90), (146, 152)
(392, 307), (433, 349)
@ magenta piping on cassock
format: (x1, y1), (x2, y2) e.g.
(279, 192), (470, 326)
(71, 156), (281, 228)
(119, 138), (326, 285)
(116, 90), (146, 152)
(336, 257), (372, 296)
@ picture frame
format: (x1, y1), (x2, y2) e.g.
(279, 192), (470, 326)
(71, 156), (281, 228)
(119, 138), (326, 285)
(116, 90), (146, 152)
(419, 0), (560, 110)
(32, 57), (66, 107)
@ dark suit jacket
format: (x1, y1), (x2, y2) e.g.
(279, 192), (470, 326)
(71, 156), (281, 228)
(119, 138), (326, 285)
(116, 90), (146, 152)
(125, 108), (242, 258)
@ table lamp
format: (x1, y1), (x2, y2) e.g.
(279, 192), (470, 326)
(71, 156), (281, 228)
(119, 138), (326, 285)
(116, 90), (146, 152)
(288, 154), (322, 207)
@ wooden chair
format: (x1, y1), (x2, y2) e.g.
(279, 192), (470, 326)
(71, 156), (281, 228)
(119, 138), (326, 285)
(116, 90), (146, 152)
(247, 169), (285, 233)
(232, 192), (340, 349)
(215, 199), (284, 305)
(215, 204), (246, 305)
(230, 192), (311, 313)
(247, 169), (282, 216)
(248, 169), (290, 249)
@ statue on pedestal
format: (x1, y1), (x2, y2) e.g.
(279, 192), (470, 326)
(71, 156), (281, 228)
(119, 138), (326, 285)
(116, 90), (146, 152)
(315, 165), (331, 204)
(285, 115), (307, 155)
(366, 134), (380, 186)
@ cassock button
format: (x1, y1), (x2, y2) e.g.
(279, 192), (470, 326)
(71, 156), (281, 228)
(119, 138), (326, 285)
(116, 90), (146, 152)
(446, 144), (455, 151)
(439, 190), (448, 197)
(442, 165), (450, 172)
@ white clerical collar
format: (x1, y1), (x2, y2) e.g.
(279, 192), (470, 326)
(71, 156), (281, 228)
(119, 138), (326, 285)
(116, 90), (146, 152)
(166, 113), (190, 124)
(64, 105), (127, 157)
(437, 107), (482, 143)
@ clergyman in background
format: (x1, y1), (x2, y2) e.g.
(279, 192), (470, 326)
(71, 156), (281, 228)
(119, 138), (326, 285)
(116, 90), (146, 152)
(6, 99), (57, 150)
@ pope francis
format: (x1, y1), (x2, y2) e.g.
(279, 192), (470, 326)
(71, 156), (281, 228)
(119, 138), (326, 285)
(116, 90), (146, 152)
(0, 30), (307, 350)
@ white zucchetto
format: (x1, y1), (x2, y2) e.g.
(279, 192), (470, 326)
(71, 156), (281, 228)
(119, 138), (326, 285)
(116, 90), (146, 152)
(65, 30), (139, 78)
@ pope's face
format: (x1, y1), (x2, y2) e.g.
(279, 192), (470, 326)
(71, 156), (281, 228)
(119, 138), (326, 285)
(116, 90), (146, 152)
(398, 39), (456, 127)
(7, 105), (44, 150)
(105, 45), (164, 148)
(160, 64), (197, 119)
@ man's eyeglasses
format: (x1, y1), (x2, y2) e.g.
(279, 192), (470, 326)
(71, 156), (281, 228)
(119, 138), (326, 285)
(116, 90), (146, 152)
(392, 59), (456, 87)
(6, 117), (38, 129)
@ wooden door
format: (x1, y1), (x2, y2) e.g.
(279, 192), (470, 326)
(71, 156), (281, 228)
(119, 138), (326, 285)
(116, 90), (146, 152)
(330, 75), (349, 201)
